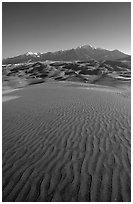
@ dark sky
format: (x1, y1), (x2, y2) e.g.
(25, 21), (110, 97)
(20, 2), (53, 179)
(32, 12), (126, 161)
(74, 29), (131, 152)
(2, 2), (131, 58)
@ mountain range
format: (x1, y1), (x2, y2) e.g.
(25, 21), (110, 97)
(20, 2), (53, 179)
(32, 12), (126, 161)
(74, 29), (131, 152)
(2, 45), (130, 65)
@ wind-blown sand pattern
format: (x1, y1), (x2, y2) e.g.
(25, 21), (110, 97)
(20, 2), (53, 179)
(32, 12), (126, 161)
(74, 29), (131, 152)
(2, 82), (131, 202)
(2, 87), (21, 102)
(2, 96), (20, 102)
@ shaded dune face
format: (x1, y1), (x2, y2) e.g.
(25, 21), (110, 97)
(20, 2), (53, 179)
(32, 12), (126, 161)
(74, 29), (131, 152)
(2, 83), (131, 202)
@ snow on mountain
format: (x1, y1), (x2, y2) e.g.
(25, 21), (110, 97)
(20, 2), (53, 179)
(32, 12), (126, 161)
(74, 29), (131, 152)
(2, 45), (130, 65)
(25, 52), (41, 57)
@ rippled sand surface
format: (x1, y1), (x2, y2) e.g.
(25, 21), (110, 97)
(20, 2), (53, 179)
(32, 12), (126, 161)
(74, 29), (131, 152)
(2, 82), (131, 202)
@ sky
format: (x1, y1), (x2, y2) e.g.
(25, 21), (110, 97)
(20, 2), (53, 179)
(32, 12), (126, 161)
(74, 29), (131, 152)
(2, 2), (131, 58)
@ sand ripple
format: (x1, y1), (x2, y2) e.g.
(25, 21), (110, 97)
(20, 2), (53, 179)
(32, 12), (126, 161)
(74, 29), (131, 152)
(2, 83), (131, 201)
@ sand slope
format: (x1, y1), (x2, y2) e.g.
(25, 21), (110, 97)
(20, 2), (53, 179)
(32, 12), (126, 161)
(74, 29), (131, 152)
(2, 82), (131, 202)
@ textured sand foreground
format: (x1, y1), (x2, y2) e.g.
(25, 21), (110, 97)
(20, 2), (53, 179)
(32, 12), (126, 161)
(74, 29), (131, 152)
(2, 82), (131, 202)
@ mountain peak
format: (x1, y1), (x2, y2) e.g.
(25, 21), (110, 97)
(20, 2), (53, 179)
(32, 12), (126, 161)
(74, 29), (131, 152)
(77, 44), (95, 49)
(2, 45), (130, 65)
(26, 52), (38, 56)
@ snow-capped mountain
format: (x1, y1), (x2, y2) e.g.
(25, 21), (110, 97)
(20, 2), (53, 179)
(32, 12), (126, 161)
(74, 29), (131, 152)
(2, 45), (130, 65)
(25, 52), (38, 56)
(25, 52), (43, 57)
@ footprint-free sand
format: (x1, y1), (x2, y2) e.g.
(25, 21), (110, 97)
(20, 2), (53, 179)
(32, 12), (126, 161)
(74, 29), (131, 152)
(2, 82), (131, 202)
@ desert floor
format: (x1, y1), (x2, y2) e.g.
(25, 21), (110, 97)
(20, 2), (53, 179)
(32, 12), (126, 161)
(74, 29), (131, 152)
(2, 81), (131, 202)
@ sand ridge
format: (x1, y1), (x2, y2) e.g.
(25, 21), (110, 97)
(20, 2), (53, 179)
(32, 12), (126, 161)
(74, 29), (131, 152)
(2, 82), (131, 202)
(2, 88), (22, 102)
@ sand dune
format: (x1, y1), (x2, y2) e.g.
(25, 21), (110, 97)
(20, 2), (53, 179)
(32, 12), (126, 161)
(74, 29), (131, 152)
(2, 88), (21, 102)
(2, 82), (131, 202)
(2, 96), (20, 102)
